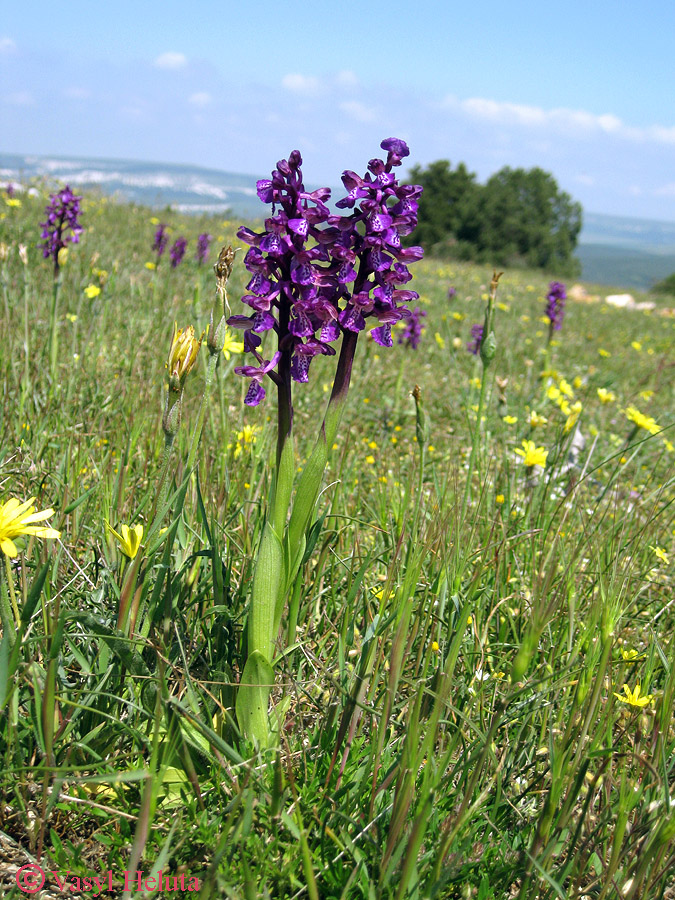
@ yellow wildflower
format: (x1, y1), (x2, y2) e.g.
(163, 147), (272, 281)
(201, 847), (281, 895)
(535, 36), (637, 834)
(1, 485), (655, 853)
(221, 328), (244, 360)
(620, 648), (644, 662)
(528, 410), (548, 428)
(515, 440), (548, 468)
(168, 323), (202, 385)
(365, 455), (375, 464)
(650, 546), (669, 565)
(145, 261), (156, 270)
(0, 497), (60, 557)
(597, 388), (615, 404)
(564, 401), (583, 434)
(4, 197), (22, 208)
(105, 521), (143, 559)
(631, 341), (642, 351)
(546, 385), (561, 402)
(558, 378), (574, 398)
(431, 641), (440, 652)
(495, 494), (505, 504)
(239, 424), (258, 445)
(84, 284), (101, 299)
(625, 406), (660, 435)
(434, 332), (446, 350)
(613, 683), (653, 708)
(503, 415), (518, 425)
(598, 348), (610, 357)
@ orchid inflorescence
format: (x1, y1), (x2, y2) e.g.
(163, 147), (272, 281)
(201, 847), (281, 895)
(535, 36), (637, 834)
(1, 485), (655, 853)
(229, 138), (423, 406)
(196, 232), (212, 264)
(39, 185), (83, 271)
(545, 281), (567, 331)
(399, 306), (426, 349)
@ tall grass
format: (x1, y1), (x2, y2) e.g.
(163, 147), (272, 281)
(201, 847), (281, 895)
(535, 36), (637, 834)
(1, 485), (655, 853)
(0, 185), (673, 898)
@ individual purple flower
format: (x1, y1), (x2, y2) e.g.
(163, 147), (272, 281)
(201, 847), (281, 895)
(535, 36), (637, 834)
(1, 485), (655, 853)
(467, 323), (484, 355)
(398, 306), (426, 349)
(229, 139), (423, 406)
(170, 237), (187, 268)
(234, 352), (282, 406)
(153, 223), (169, 261)
(545, 281), (566, 331)
(196, 232), (212, 264)
(39, 185), (83, 275)
(447, 286), (457, 299)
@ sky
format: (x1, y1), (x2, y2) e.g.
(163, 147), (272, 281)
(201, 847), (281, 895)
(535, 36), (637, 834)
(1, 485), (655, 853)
(3, 0), (675, 221)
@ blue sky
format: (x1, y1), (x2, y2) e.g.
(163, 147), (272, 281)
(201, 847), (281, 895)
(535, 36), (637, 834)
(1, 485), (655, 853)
(3, 0), (675, 220)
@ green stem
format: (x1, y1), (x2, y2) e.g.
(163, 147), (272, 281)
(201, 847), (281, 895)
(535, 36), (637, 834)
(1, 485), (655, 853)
(153, 431), (177, 525)
(4, 553), (21, 628)
(460, 367), (489, 517)
(0, 563), (17, 645)
(49, 272), (62, 384)
(186, 351), (219, 472)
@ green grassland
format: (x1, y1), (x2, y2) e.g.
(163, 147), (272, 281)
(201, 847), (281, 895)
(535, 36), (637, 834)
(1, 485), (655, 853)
(0, 189), (674, 899)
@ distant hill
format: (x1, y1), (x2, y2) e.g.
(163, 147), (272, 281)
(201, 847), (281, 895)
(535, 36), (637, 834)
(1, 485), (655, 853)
(4, 152), (675, 289)
(0, 151), (264, 219)
(575, 242), (675, 290)
(577, 213), (675, 289)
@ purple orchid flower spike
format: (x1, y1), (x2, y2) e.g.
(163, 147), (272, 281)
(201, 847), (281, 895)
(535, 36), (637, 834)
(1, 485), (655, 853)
(39, 185), (83, 275)
(467, 323), (484, 355)
(545, 281), (567, 331)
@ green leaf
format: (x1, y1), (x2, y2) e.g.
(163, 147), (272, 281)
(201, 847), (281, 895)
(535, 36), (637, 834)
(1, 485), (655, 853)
(249, 522), (283, 662)
(236, 650), (274, 748)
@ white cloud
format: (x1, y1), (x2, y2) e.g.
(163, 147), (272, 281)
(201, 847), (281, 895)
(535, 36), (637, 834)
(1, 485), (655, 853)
(154, 52), (187, 70)
(339, 100), (376, 123)
(462, 97), (546, 126)
(335, 70), (359, 89)
(654, 182), (675, 198)
(5, 91), (34, 106)
(649, 125), (675, 144)
(0, 37), (17, 55)
(440, 93), (675, 149)
(281, 73), (321, 96)
(189, 92), (212, 108)
(64, 87), (91, 100)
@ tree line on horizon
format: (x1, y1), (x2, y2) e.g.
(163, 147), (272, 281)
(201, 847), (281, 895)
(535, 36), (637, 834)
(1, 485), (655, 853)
(404, 160), (583, 277)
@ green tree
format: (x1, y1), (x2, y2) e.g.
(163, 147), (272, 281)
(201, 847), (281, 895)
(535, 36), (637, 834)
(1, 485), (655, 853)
(405, 160), (481, 256)
(477, 167), (582, 275)
(406, 160), (583, 275)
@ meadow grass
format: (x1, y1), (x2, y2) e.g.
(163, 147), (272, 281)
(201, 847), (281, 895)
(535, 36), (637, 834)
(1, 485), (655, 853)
(0, 186), (674, 899)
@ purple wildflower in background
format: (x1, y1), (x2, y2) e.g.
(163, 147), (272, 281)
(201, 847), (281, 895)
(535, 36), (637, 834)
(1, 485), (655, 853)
(195, 232), (212, 264)
(170, 237), (187, 268)
(230, 138), (423, 406)
(447, 286), (457, 299)
(6, 183), (15, 198)
(467, 323), (484, 355)
(39, 185), (83, 275)
(398, 306), (426, 349)
(152, 223), (169, 261)
(545, 281), (567, 331)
